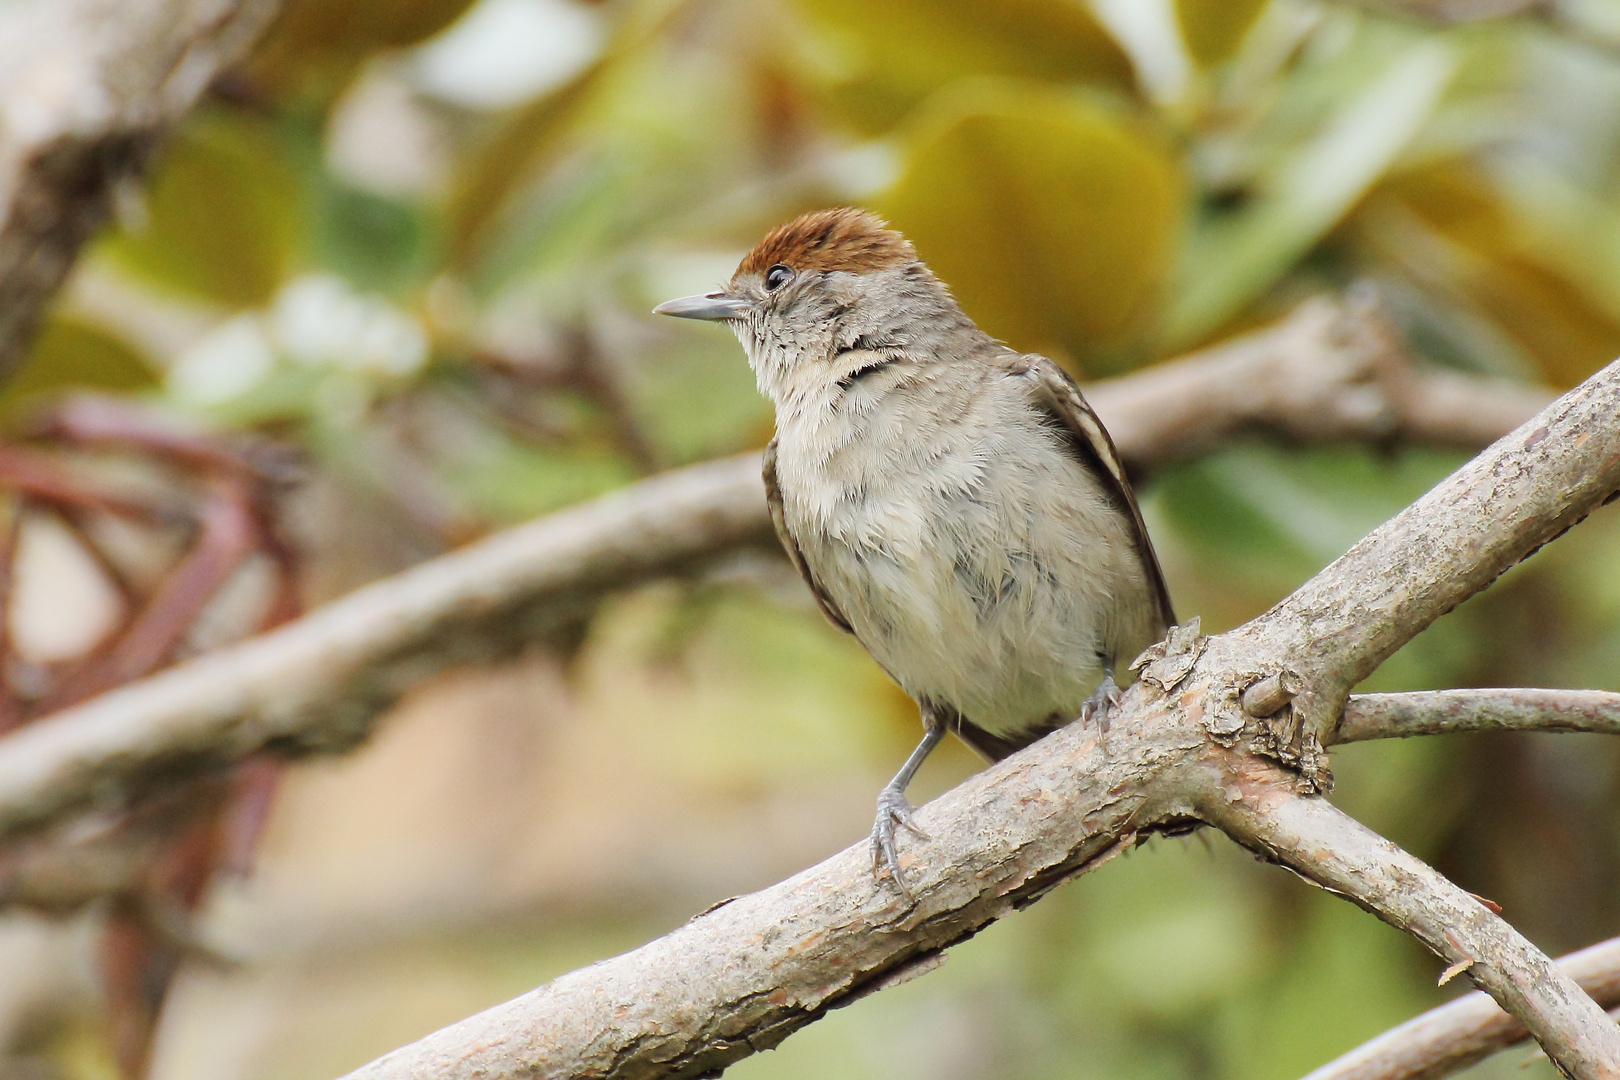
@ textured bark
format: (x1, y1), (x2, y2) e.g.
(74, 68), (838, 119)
(1211, 358), (1620, 784)
(1338, 689), (1620, 742)
(0, 0), (283, 380)
(1304, 936), (1620, 1080)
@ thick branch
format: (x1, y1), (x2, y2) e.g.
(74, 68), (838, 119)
(1085, 292), (1553, 472)
(1213, 358), (1620, 779)
(0, 296), (1557, 846)
(0, 455), (774, 843)
(1198, 761), (1620, 1078)
(0, 0), (282, 380)
(1306, 936), (1620, 1080)
(337, 697), (1210, 1080)
(1337, 689), (1620, 743)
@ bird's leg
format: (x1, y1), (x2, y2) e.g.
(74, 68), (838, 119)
(872, 702), (946, 901)
(1078, 666), (1124, 753)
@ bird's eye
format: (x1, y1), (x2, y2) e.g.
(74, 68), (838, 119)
(765, 264), (793, 291)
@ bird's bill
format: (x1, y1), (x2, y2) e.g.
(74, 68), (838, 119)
(652, 292), (750, 321)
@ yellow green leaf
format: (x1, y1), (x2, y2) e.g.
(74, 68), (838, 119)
(880, 81), (1182, 374)
(1175, 0), (1269, 67)
(1, 317), (156, 417)
(243, 0), (480, 105)
(104, 112), (302, 307)
(1166, 38), (1457, 348)
(1360, 161), (1620, 388)
(792, 0), (1135, 133)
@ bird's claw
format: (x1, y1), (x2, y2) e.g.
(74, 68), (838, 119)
(1079, 674), (1123, 753)
(871, 786), (928, 900)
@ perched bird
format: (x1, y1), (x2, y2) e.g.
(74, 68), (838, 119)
(655, 208), (1174, 896)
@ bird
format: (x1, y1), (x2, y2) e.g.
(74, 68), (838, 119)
(655, 207), (1174, 898)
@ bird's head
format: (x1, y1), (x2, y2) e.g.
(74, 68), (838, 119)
(655, 208), (963, 405)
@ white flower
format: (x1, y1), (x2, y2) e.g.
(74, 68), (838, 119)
(271, 273), (429, 377)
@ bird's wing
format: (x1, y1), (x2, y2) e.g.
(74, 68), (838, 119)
(763, 437), (854, 634)
(1018, 355), (1177, 632)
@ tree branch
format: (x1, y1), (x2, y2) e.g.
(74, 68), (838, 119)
(0, 0), (283, 381)
(1197, 761), (1620, 1077)
(1085, 291), (1553, 473)
(335, 702), (1212, 1080)
(1212, 357), (1620, 784)
(1337, 689), (1620, 743)
(0, 454), (774, 844)
(1304, 936), (1620, 1080)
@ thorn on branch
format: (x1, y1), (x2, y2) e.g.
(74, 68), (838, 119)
(1438, 958), (1475, 986)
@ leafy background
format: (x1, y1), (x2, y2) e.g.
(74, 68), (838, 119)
(6, 0), (1620, 1077)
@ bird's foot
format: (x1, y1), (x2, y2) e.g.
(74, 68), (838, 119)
(871, 785), (929, 901)
(1079, 674), (1123, 753)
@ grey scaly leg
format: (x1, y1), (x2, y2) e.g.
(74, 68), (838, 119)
(1079, 666), (1123, 753)
(872, 702), (946, 901)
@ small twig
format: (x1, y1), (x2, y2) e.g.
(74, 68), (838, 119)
(0, 445), (178, 523)
(39, 480), (257, 710)
(54, 505), (143, 607)
(1242, 670), (1302, 718)
(31, 395), (303, 486)
(1302, 935), (1620, 1080)
(1336, 689), (1620, 743)
(0, 505), (22, 735)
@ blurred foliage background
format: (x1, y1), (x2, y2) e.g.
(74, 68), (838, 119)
(4, 0), (1620, 1077)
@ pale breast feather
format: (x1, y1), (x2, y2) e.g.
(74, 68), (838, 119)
(763, 437), (854, 634)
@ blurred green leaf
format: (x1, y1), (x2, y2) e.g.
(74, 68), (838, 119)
(447, 1), (692, 272)
(316, 183), (439, 295)
(445, 434), (636, 522)
(0, 317), (156, 417)
(792, 0), (1135, 135)
(104, 111), (302, 307)
(243, 0), (480, 105)
(447, 56), (608, 270)
(1167, 38), (1457, 347)
(881, 81), (1182, 373)
(1216, 894), (1434, 1079)
(1357, 160), (1620, 388)
(1175, 0), (1269, 67)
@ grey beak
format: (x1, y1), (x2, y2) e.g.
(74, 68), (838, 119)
(653, 291), (750, 321)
